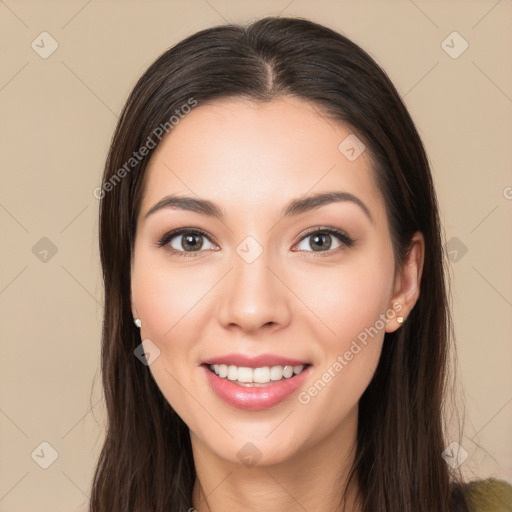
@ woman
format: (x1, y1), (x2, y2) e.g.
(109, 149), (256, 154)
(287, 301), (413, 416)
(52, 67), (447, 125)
(90, 16), (512, 512)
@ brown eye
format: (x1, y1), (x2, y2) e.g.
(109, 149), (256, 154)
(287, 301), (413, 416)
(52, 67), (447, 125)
(157, 228), (217, 256)
(295, 227), (354, 253)
(174, 232), (206, 252)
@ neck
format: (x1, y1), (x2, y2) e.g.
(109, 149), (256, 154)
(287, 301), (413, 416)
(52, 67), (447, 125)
(191, 406), (362, 512)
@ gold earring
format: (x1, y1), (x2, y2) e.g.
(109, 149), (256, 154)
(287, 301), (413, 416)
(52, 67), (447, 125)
(396, 316), (404, 324)
(134, 318), (142, 328)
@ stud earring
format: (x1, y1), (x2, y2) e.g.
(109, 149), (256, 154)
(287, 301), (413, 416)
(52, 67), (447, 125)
(396, 316), (404, 324)
(134, 318), (142, 328)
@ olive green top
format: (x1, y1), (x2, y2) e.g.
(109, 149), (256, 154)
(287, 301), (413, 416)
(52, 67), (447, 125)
(465, 478), (512, 511)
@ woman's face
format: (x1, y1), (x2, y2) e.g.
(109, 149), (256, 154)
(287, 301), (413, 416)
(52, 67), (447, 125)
(131, 96), (415, 466)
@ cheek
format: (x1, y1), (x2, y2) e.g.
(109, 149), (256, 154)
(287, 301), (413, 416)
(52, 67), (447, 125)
(131, 250), (215, 345)
(131, 251), (213, 421)
(293, 252), (394, 347)
(292, 250), (394, 401)
(292, 261), (392, 434)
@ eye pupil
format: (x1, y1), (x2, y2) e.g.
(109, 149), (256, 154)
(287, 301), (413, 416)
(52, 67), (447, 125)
(182, 234), (202, 251)
(310, 233), (331, 251)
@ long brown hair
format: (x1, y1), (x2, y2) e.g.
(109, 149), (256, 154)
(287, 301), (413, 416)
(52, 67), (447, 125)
(92, 16), (469, 511)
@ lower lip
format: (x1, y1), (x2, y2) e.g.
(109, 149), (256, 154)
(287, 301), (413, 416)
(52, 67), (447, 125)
(202, 365), (312, 411)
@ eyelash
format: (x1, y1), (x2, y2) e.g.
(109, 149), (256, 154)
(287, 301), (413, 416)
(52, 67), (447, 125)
(155, 226), (355, 258)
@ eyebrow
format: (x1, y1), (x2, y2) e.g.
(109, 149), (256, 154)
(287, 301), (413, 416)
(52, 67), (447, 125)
(143, 191), (373, 224)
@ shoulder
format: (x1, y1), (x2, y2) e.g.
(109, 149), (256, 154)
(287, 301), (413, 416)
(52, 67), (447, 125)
(463, 478), (512, 512)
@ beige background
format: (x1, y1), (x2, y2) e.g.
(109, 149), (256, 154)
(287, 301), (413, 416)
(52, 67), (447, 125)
(1, 1), (511, 511)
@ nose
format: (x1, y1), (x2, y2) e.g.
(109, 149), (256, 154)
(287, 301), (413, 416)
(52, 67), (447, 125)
(216, 248), (292, 334)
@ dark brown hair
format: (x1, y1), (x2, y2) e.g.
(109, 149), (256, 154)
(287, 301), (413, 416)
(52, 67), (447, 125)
(92, 15), (469, 512)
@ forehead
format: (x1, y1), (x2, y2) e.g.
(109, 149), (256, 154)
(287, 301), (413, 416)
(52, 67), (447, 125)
(139, 96), (386, 223)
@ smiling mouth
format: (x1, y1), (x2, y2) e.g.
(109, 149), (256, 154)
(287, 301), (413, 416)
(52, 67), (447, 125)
(204, 363), (311, 386)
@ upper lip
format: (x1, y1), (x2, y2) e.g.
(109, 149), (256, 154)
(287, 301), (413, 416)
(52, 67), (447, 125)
(203, 353), (310, 368)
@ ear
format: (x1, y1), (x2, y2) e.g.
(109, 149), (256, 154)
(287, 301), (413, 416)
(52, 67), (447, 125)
(385, 231), (425, 333)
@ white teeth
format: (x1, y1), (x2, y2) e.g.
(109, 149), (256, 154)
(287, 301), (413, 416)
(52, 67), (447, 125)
(282, 365), (294, 378)
(227, 365), (238, 381)
(237, 366), (253, 383)
(270, 365), (283, 381)
(253, 366), (270, 383)
(210, 363), (307, 383)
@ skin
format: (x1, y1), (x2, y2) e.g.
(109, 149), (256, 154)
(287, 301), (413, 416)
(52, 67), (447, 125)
(131, 96), (424, 512)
